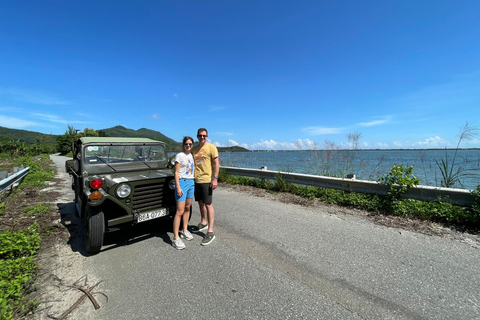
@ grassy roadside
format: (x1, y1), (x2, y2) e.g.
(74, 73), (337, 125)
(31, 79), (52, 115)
(219, 168), (480, 233)
(0, 154), (56, 320)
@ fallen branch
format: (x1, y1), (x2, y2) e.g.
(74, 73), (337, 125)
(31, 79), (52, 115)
(56, 281), (103, 320)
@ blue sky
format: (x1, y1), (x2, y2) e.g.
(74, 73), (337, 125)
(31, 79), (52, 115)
(1, 1), (479, 150)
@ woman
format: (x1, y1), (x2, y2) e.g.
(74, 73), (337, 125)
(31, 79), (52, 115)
(172, 136), (195, 250)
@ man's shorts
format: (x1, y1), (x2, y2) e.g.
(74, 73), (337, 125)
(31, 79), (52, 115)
(175, 179), (195, 202)
(194, 182), (213, 204)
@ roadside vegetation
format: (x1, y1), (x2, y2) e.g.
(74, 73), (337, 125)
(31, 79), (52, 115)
(0, 151), (56, 320)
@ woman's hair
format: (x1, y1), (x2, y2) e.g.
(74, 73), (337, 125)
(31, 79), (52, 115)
(183, 136), (194, 145)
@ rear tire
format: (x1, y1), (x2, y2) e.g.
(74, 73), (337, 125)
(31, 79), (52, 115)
(85, 209), (105, 254)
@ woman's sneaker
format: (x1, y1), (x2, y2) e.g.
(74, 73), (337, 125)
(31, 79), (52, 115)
(172, 237), (186, 250)
(179, 230), (193, 241)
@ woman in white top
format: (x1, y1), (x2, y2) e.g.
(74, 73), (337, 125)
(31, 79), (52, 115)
(172, 136), (195, 250)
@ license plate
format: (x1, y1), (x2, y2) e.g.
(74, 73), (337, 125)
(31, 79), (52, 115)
(137, 208), (168, 223)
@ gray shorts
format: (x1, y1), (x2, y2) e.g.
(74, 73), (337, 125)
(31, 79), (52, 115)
(194, 183), (213, 204)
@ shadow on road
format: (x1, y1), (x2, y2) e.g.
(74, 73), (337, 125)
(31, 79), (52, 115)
(57, 201), (178, 256)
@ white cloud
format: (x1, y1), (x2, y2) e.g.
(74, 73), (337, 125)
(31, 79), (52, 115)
(209, 106), (227, 112)
(149, 113), (163, 120)
(228, 139), (239, 146)
(302, 126), (344, 135)
(393, 136), (450, 148)
(357, 117), (390, 127)
(293, 139), (317, 150)
(32, 113), (87, 125)
(1, 88), (69, 105)
(249, 139), (317, 150)
(0, 115), (38, 128)
(173, 93), (178, 98)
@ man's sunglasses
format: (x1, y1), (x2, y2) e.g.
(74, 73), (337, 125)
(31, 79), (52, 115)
(197, 134), (207, 138)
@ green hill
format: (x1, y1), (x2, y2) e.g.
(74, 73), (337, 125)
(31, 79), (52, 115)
(0, 126), (56, 145)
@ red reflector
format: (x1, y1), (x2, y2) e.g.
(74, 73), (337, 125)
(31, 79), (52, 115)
(90, 178), (103, 189)
(90, 191), (102, 200)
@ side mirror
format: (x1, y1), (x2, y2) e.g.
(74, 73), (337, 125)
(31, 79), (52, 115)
(65, 159), (79, 174)
(167, 155), (176, 169)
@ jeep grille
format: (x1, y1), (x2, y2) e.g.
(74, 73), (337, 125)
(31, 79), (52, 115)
(132, 181), (172, 213)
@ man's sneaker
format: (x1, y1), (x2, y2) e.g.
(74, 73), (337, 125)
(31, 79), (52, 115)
(197, 222), (208, 232)
(172, 237), (186, 250)
(201, 232), (215, 246)
(179, 230), (193, 241)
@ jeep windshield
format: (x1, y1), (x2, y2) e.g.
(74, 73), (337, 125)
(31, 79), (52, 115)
(84, 144), (167, 165)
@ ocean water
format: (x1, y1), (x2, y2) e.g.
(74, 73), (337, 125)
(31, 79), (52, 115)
(218, 149), (480, 190)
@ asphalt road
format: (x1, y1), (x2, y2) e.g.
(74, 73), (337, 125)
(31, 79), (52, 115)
(49, 154), (480, 320)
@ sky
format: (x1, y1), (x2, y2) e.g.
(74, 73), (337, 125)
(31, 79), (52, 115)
(1, 1), (479, 150)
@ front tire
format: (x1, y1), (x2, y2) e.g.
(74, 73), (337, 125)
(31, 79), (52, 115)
(85, 209), (105, 254)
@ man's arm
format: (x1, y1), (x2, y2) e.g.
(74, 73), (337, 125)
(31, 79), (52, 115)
(211, 156), (219, 190)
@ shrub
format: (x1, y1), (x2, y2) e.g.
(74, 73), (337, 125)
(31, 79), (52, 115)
(0, 223), (41, 320)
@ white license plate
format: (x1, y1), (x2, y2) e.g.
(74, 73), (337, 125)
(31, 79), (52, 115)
(137, 208), (168, 223)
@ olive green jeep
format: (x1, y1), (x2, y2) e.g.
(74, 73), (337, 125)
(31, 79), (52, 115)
(65, 137), (177, 254)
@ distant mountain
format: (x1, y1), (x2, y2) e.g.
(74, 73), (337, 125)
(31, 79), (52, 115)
(100, 126), (181, 152)
(218, 146), (249, 152)
(0, 126), (57, 145)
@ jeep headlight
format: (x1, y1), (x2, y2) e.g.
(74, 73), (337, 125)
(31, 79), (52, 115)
(168, 179), (176, 190)
(116, 184), (132, 198)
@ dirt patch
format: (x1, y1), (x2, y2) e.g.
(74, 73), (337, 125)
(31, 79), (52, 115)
(0, 162), (102, 320)
(221, 182), (480, 248)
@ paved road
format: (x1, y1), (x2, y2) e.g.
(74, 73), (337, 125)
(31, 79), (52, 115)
(49, 154), (480, 320)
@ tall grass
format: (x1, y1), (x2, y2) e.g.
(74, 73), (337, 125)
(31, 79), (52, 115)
(435, 122), (479, 188)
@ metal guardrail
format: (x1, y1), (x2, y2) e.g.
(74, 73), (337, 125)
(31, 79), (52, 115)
(222, 166), (476, 207)
(0, 167), (30, 193)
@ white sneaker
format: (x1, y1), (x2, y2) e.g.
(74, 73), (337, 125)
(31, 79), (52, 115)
(172, 237), (185, 250)
(180, 230), (193, 241)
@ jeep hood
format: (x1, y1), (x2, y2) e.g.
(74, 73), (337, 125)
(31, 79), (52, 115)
(102, 170), (173, 184)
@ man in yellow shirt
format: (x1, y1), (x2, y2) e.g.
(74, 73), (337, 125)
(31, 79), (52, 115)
(192, 128), (219, 246)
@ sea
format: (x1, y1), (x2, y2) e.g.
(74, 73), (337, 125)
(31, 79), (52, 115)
(217, 149), (480, 191)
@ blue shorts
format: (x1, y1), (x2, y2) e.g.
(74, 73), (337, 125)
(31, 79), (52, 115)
(175, 179), (195, 202)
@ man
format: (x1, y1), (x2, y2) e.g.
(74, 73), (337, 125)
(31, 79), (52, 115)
(192, 128), (219, 246)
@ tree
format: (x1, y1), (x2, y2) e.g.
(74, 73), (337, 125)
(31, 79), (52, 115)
(56, 125), (77, 155)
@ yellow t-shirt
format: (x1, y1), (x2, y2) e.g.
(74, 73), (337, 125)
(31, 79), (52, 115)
(192, 142), (219, 183)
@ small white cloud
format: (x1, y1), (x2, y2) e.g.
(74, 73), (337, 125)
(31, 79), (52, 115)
(227, 139), (239, 146)
(302, 126), (344, 135)
(357, 118), (390, 127)
(173, 93), (178, 98)
(209, 106), (226, 112)
(149, 113), (163, 120)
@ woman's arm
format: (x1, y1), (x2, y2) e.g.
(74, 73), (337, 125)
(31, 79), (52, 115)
(174, 162), (183, 197)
